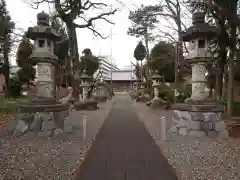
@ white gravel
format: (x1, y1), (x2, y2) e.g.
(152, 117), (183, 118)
(133, 102), (240, 180)
(0, 100), (114, 180)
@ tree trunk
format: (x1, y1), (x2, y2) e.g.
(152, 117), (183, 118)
(215, 59), (225, 100)
(3, 36), (10, 98)
(227, 23), (237, 118)
(67, 23), (80, 99)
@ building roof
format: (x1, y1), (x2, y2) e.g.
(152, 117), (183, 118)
(108, 70), (136, 81)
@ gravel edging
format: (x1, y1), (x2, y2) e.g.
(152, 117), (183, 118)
(133, 102), (240, 180)
(0, 99), (115, 180)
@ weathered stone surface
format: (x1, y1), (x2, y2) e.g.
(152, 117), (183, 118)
(201, 122), (213, 131)
(41, 119), (56, 131)
(179, 127), (188, 136)
(215, 121), (226, 131)
(188, 121), (201, 130)
(29, 114), (43, 131)
(208, 130), (219, 138)
(38, 130), (53, 137)
(21, 114), (34, 124)
(54, 128), (64, 136)
(172, 109), (224, 138)
(174, 119), (188, 128)
(218, 129), (229, 138)
(150, 98), (163, 109)
(169, 126), (178, 133)
(14, 120), (29, 136)
(191, 112), (205, 121)
(188, 130), (206, 138)
(64, 124), (73, 133)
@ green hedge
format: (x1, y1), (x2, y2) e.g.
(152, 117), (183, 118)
(0, 98), (29, 113)
(216, 100), (240, 116)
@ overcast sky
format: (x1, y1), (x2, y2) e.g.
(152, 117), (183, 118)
(6, 0), (177, 68)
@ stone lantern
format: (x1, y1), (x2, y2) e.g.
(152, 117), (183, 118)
(150, 73), (163, 108)
(171, 11), (226, 138)
(95, 78), (108, 102)
(97, 78), (106, 95)
(182, 11), (216, 101)
(79, 69), (92, 100)
(14, 11), (70, 137)
(74, 69), (98, 110)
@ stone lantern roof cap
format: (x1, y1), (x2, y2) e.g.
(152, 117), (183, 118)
(37, 11), (50, 26)
(26, 11), (61, 41)
(181, 12), (217, 42)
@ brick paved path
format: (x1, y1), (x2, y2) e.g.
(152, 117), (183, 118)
(74, 95), (178, 180)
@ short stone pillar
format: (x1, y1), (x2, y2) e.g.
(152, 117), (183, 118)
(80, 69), (92, 101)
(14, 11), (70, 137)
(150, 74), (163, 108)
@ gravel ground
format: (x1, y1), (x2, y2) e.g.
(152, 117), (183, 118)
(133, 102), (240, 180)
(0, 99), (115, 180)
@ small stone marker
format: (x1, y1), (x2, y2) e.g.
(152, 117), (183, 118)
(14, 120), (28, 136)
(82, 116), (87, 140)
(161, 116), (167, 141)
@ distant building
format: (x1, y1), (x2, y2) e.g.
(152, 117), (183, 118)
(106, 69), (137, 92)
(94, 55), (119, 80)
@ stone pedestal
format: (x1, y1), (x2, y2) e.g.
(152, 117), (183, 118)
(171, 104), (226, 138)
(171, 62), (225, 138)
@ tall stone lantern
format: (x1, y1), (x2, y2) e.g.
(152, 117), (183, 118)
(183, 12), (216, 101)
(171, 11), (226, 138)
(79, 69), (92, 101)
(15, 11), (70, 137)
(150, 73), (163, 108)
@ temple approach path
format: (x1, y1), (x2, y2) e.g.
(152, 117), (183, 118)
(74, 94), (178, 180)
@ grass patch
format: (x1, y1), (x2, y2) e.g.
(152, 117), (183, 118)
(0, 96), (29, 113)
(216, 100), (240, 117)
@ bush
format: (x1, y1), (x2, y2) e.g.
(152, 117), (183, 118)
(9, 78), (22, 98)
(177, 84), (192, 102)
(216, 100), (240, 116)
(158, 84), (174, 103)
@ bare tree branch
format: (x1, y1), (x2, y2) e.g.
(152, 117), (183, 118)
(74, 9), (117, 28)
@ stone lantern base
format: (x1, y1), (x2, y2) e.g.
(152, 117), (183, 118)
(150, 97), (164, 109)
(74, 83), (98, 111)
(74, 99), (98, 111)
(171, 102), (227, 138)
(14, 98), (72, 137)
(93, 82), (108, 102)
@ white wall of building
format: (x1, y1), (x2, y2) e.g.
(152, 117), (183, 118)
(94, 55), (119, 80)
(108, 70), (136, 81)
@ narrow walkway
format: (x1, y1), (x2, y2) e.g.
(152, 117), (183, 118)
(74, 96), (178, 180)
